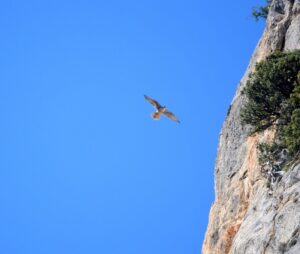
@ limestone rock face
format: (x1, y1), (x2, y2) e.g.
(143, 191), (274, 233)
(202, 1), (300, 253)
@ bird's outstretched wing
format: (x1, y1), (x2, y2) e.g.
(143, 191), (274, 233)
(144, 95), (162, 109)
(163, 111), (180, 123)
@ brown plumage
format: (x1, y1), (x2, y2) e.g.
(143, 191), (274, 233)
(144, 95), (180, 123)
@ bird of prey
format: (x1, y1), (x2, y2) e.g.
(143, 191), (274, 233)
(144, 95), (180, 123)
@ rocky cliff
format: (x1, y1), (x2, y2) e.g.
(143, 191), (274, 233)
(202, 1), (300, 253)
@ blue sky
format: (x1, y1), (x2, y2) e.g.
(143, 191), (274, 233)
(0, 1), (265, 253)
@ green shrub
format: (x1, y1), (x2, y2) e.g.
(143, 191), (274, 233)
(252, 0), (272, 21)
(283, 109), (300, 156)
(281, 72), (300, 155)
(241, 50), (300, 164)
(241, 51), (300, 132)
(257, 142), (286, 166)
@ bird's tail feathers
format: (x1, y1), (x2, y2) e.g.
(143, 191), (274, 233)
(151, 112), (161, 120)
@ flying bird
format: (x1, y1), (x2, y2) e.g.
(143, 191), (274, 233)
(144, 95), (180, 123)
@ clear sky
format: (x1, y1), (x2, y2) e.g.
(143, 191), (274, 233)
(0, 1), (265, 253)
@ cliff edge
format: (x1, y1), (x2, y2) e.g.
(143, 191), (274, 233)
(202, 1), (300, 253)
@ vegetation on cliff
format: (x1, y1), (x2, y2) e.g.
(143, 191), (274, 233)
(241, 50), (300, 168)
(252, 0), (272, 21)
